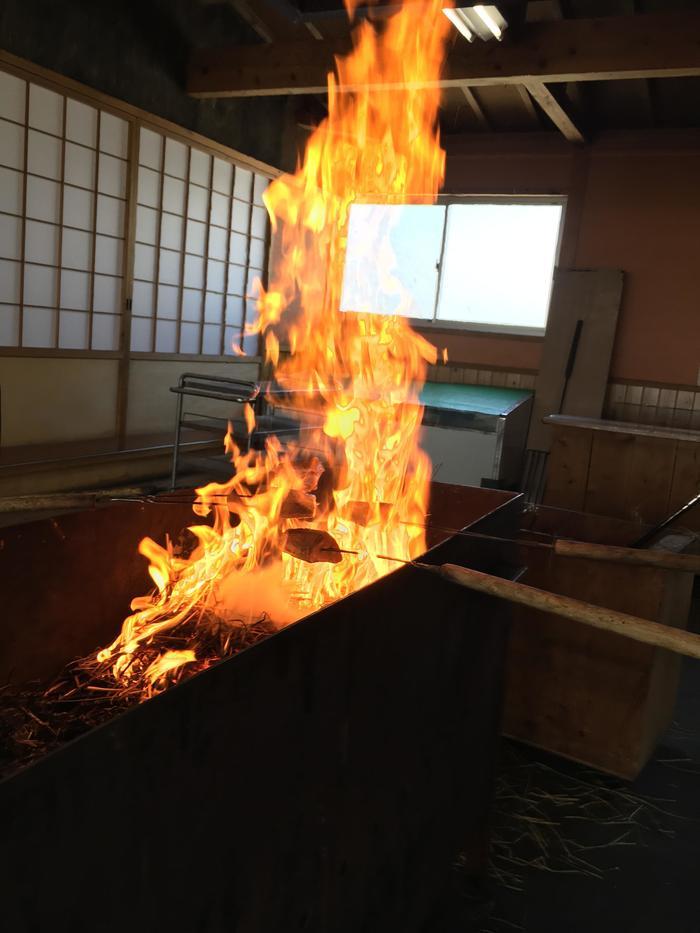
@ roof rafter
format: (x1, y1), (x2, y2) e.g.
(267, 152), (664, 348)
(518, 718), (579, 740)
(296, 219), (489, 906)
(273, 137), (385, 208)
(187, 11), (700, 98)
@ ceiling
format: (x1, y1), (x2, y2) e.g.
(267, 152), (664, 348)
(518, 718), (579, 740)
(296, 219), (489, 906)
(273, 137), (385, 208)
(196, 0), (700, 142)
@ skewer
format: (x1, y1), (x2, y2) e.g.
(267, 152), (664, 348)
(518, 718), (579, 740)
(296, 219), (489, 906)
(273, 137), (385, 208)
(421, 561), (700, 663)
(104, 496), (700, 575)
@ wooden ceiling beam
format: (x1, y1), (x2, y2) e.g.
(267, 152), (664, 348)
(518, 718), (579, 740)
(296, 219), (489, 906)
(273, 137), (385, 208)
(459, 86), (490, 130)
(188, 11), (700, 98)
(524, 81), (585, 144)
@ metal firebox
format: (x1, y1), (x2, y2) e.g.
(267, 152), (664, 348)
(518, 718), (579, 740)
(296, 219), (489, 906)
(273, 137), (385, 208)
(0, 484), (523, 932)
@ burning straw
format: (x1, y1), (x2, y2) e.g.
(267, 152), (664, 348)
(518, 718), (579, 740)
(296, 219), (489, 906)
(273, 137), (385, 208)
(0, 611), (276, 781)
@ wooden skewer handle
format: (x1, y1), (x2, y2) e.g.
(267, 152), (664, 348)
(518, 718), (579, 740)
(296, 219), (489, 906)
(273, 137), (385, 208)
(432, 562), (700, 661)
(0, 487), (147, 513)
(553, 538), (700, 574)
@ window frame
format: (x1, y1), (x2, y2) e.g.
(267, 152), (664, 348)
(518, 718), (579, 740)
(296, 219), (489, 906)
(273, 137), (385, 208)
(347, 194), (568, 338)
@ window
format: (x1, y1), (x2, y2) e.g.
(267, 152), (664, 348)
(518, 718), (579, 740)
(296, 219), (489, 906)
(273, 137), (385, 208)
(0, 64), (272, 356)
(341, 199), (564, 334)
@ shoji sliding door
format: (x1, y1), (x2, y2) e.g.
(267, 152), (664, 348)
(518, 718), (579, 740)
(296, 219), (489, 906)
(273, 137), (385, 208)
(0, 70), (128, 351)
(0, 63), (273, 359)
(131, 127), (269, 356)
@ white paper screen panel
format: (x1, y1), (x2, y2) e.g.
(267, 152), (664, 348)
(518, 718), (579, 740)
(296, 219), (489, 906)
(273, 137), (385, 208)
(0, 66), (128, 351)
(131, 125), (270, 355)
(0, 63), (273, 357)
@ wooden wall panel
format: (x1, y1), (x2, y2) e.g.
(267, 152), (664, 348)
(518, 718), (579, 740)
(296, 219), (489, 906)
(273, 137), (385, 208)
(583, 431), (634, 518)
(544, 420), (700, 531)
(542, 427), (592, 510)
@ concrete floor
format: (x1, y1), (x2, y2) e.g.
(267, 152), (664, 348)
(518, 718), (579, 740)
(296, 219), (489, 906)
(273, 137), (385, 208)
(480, 582), (700, 933)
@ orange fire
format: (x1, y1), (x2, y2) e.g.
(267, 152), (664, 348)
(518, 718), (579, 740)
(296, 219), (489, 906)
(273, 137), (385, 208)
(97, 0), (451, 694)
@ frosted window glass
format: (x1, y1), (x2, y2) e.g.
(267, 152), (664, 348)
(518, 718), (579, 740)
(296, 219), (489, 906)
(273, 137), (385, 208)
(96, 195), (125, 237)
(0, 167), (23, 215)
(58, 309), (89, 349)
(156, 283), (179, 319)
(28, 84), (63, 135)
(64, 142), (96, 189)
(203, 323), (222, 355)
(249, 237), (266, 269)
(60, 268), (91, 310)
(130, 316), (152, 351)
(0, 259), (21, 303)
(233, 168), (252, 201)
(94, 274), (121, 313)
(139, 127), (162, 169)
(26, 175), (61, 224)
(184, 253), (205, 289)
(132, 280), (155, 316)
(0, 72), (26, 123)
(98, 153), (127, 198)
(160, 213), (183, 251)
(182, 288), (202, 322)
(208, 225), (227, 262)
(189, 148), (211, 186)
(63, 185), (94, 231)
(437, 204), (562, 329)
(159, 248), (181, 286)
(22, 306), (55, 348)
(231, 199), (250, 234)
(207, 258), (226, 294)
(227, 263), (246, 296)
(164, 138), (188, 179)
(25, 220), (60, 266)
(250, 206), (268, 240)
(92, 313), (120, 350)
(341, 204), (444, 319)
(229, 232), (247, 265)
(25, 263), (58, 306)
(204, 291), (223, 323)
(138, 166), (160, 208)
(66, 99), (98, 148)
(253, 174), (268, 206)
(225, 294), (244, 326)
(94, 234), (123, 276)
(136, 205), (158, 245)
(185, 220), (206, 256)
(27, 129), (61, 180)
(0, 119), (25, 171)
(0, 304), (20, 346)
(100, 112), (128, 158)
(62, 228), (92, 271)
(213, 158), (233, 196)
(134, 243), (156, 281)
(210, 192), (229, 228)
(155, 317), (177, 352)
(0, 213), (21, 260)
(179, 321), (200, 353)
(187, 184), (208, 222)
(163, 174), (186, 215)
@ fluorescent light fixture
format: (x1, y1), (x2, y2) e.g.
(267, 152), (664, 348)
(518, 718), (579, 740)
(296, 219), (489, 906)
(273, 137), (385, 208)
(473, 5), (505, 40)
(442, 7), (475, 42)
(442, 5), (509, 42)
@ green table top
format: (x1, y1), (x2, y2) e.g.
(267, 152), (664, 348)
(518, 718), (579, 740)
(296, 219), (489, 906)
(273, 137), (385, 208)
(419, 381), (533, 417)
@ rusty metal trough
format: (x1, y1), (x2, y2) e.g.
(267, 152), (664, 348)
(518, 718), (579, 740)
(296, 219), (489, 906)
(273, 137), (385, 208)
(0, 483), (523, 932)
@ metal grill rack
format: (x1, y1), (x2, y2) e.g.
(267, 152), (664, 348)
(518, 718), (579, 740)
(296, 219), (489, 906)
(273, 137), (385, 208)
(169, 373), (304, 489)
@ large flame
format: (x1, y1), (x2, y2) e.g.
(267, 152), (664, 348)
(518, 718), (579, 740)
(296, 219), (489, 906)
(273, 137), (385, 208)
(97, 0), (451, 695)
